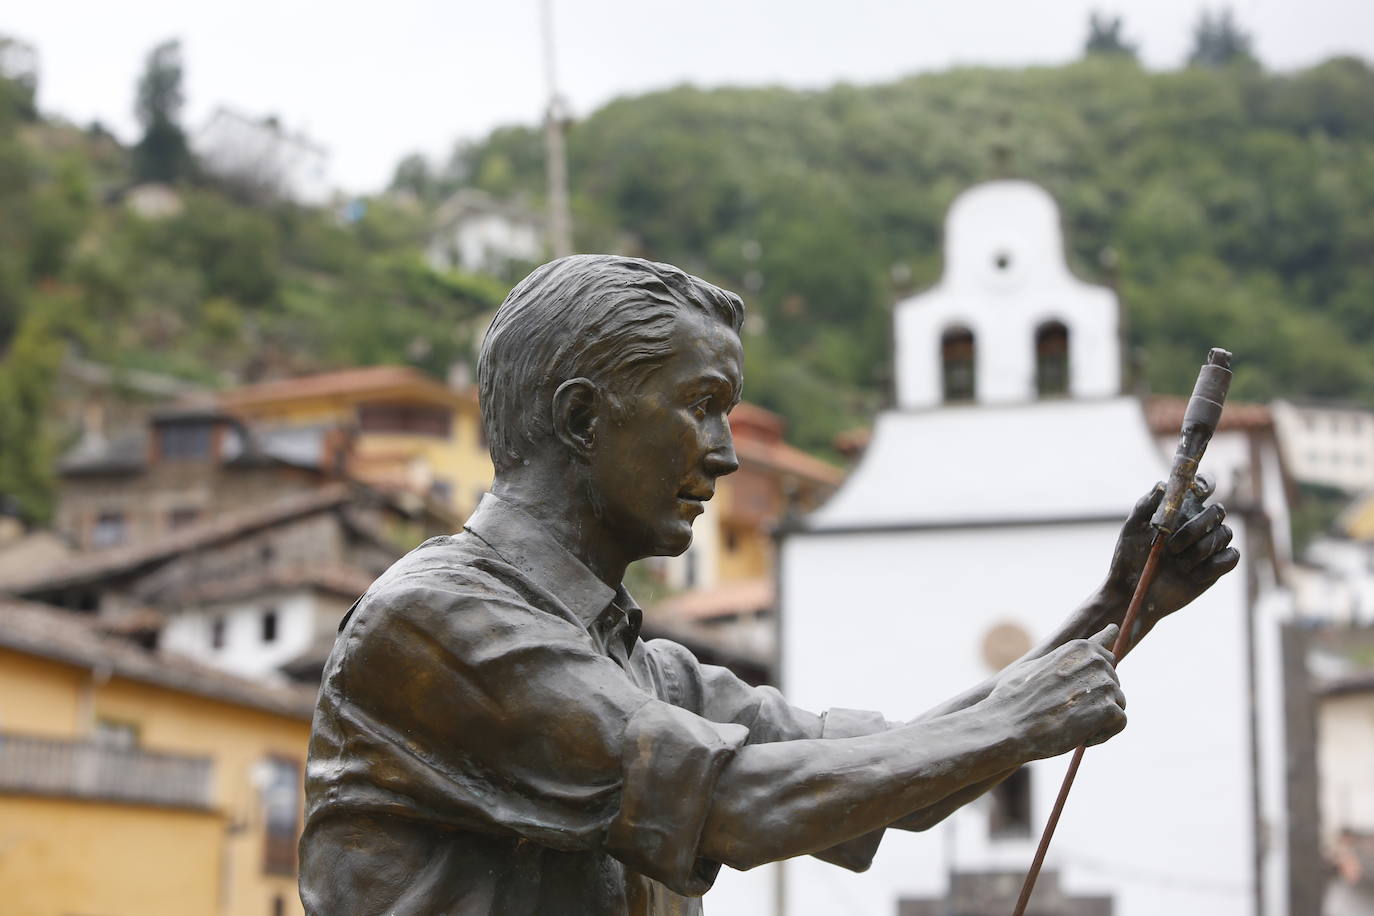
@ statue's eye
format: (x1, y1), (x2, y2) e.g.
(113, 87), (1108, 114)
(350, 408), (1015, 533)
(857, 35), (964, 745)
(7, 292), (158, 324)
(691, 398), (710, 419)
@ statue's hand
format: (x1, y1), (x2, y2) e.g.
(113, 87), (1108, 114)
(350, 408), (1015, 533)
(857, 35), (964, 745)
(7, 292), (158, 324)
(1104, 477), (1240, 637)
(985, 624), (1128, 759)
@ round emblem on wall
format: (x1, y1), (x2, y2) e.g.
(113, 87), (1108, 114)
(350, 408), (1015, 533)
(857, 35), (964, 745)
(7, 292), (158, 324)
(981, 621), (1033, 672)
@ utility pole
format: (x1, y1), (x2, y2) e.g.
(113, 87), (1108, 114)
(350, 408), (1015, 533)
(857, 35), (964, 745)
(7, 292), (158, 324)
(540, 0), (573, 258)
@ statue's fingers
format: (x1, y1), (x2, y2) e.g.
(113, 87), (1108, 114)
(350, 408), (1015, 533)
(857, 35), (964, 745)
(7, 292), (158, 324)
(1189, 546), (1240, 584)
(1169, 503), (1226, 553)
(1128, 482), (1165, 525)
(1180, 523), (1233, 571)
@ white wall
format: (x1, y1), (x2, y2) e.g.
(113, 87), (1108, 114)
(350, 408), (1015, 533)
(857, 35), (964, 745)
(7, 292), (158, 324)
(893, 181), (1121, 409)
(815, 399), (1162, 529)
(1297, 539), (1374, 623)
(1320, 691), (1374, 844)
(774, 521), (1260, 916)
(1272, 401), (1374, 494)
(162, 588), (317, 679)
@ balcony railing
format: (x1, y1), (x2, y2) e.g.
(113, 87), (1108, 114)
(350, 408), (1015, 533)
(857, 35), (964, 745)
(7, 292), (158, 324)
(0, 732), (213, 809)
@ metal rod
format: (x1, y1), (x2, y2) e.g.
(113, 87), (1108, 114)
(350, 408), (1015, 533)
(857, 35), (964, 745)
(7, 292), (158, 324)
(1011, 535), (1167, 916)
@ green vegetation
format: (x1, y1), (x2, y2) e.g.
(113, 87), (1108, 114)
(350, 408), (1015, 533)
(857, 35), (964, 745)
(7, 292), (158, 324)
(0, 41), (501, 524)
(4, 22), (1374, 523)
(417, 54), (1374, 456)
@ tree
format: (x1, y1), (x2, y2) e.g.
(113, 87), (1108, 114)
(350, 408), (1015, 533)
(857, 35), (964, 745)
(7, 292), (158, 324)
(0, 36), (38, 120)
(132, 39), (193, 183)
(390, 152), (435, 199)
(1188, 8), (1254, 68)
(1084, 12), (1137, 60)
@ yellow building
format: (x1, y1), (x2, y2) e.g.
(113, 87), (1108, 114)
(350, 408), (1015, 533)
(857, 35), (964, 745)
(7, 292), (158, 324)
(219, 366), (491, 519)
(1344, 493), (1374, 541)
(0, 598), (313, 916)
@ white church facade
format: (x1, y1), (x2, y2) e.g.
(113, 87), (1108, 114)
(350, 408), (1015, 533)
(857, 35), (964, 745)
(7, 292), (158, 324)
(710, 181), (1305, 915)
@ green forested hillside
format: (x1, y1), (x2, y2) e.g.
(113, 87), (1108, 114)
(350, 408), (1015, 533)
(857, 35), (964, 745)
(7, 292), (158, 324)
(4, 46), (1374, 523)
(420, 56), (1374, 451)
(0, 59), (503, 523)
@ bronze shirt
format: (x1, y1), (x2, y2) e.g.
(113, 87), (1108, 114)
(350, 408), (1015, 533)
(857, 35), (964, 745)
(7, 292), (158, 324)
(299, 493), (886, 915)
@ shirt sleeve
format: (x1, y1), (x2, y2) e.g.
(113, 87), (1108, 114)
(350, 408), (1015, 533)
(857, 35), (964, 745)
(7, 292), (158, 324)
(643, 640), (896, 873)
(321, 575), (747, 897)
(808, 708), (893, 872)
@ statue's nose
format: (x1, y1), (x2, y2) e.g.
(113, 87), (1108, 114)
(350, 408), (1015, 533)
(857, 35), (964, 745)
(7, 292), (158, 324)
(704, 442), (739, 477)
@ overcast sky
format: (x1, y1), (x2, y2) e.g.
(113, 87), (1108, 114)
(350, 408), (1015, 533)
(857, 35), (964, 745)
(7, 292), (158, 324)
(7, 0), (1374, 194)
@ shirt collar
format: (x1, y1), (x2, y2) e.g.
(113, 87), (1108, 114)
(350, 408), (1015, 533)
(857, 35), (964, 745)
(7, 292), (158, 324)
(464, 492), (641, 640)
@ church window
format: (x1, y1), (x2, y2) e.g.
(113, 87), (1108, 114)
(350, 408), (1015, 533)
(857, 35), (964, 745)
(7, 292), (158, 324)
(940, 327), (976, 403)
(988, 766), (1032, 838)
(993, 250), (1013, 272)
(1035, 320), (1070, 397)
(262, 608), (279, 643)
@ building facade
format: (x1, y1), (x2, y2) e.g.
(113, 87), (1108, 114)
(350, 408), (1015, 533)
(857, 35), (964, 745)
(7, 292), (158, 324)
(707, 181), (1302, 916)
(1272, 400), (1374, 495)
(0, 598), (314, 916)
(219, 366), (491, 520)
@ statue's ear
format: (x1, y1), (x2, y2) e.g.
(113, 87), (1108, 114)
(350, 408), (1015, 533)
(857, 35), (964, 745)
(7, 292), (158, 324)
(552, 378), (599, 458)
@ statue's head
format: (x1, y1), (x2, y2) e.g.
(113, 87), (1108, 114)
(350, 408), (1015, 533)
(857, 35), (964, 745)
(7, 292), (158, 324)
(479, 254), (744, 473)
(478, 254), (746, 558)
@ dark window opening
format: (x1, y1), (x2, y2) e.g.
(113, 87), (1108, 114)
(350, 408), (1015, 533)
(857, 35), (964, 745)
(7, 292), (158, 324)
(94, 718), (140, 750)
(210, 616), (226, 650)
(357, 403), (453, 438)
(994, 250), (1013, 272)
(272, 895), (285, 916)
(262, 609), (279, 643)
(91, 512), (127, 549)
(988, 766), (1032, 838)
(941, 327), (977, 403)
(261, 757), (300, 875)
(1035, 321), (1070, 398)
(724, 528), (739, 553)
(169, 507), (201, 530)
(159, 422), (215, 460)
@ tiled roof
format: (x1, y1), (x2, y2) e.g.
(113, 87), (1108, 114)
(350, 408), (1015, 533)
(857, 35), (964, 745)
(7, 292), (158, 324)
(832, 396), (1274, 460)
(734, 436), (844, 487)
(651, 577), (774, 623)
(163, 563), (376, 606)
(219, 365), (473, 408)
(0, 485), (354, 595)
(729, 403), (784, 444)
(0, 598), (315, 720)
(1144, 395), (1273, 435)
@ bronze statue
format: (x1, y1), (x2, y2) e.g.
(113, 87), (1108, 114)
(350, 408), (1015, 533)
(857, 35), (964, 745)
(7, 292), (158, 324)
(298, 255), (1238, 915)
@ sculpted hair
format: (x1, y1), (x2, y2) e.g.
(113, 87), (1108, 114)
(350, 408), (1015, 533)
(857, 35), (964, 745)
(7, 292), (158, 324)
(478, 254), (745, 472)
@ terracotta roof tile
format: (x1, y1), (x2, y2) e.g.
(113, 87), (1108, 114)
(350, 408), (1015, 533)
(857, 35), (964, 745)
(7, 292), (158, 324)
(218, 365), (474, 408)
(651, 577), (774, 622)
(1145, 395), (1272, 435)
(0, 598), (315, 719)
(161, 563), (377, 607)
(0, 485), (353, 595)
(734, 437), (844, 486)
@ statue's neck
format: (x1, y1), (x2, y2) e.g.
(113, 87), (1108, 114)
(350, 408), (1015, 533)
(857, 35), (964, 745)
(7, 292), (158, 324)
(490, 467), (630, 588)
